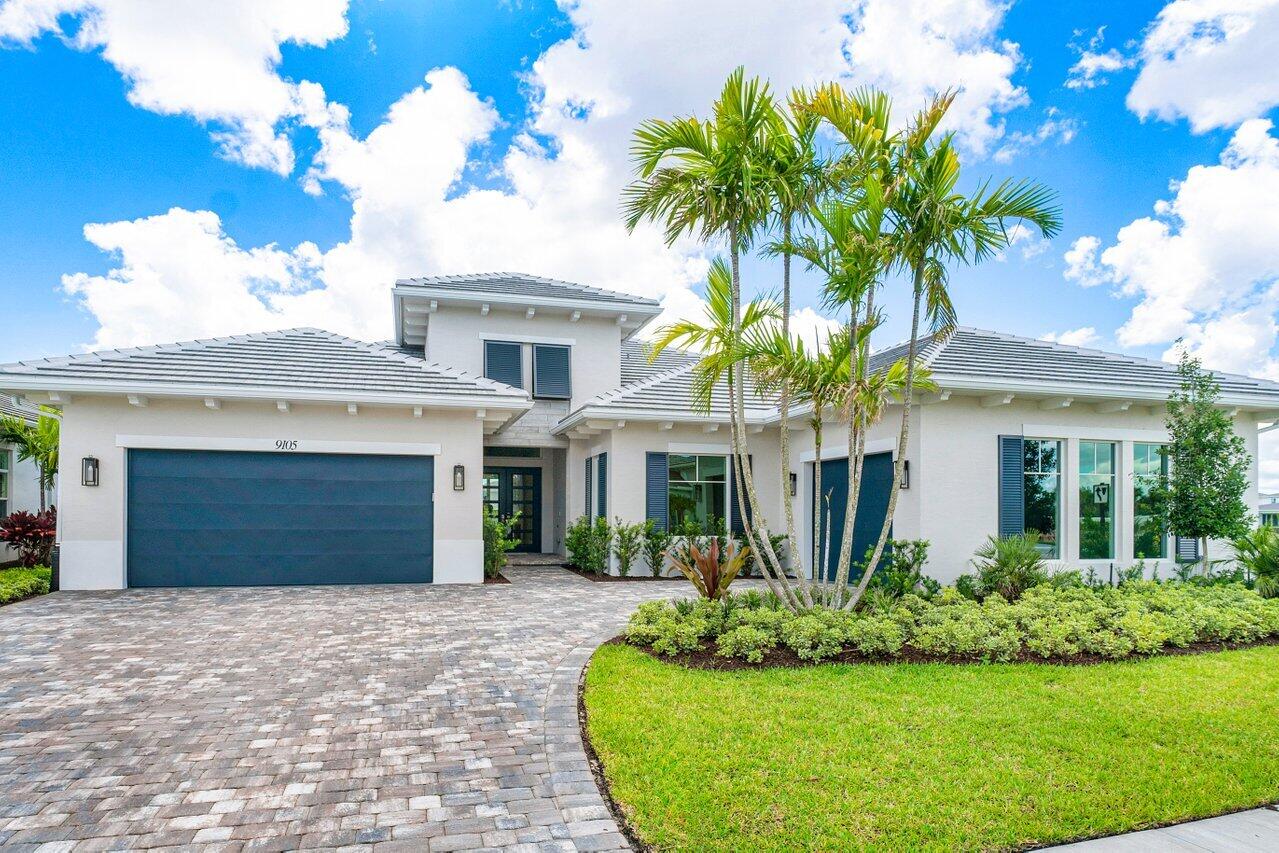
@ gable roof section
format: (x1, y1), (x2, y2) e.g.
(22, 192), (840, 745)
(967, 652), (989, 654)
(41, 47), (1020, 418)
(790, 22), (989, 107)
(396, 272), (661, 309)
(620, 339), (698, 385)
(0, 328), (530, 409)
(0, 395), (40, 424)
(913, 327), (1279, 406)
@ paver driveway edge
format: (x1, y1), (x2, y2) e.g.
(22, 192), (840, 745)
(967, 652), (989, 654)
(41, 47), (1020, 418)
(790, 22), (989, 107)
(542, 629), (633, 852)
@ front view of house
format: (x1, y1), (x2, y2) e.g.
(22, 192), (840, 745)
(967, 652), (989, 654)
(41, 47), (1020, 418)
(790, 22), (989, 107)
(3, 272), (1278, 589)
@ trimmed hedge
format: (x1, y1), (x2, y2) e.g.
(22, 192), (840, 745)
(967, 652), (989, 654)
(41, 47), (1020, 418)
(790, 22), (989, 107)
(625, 582), (1279, 664)
(0, 566), (51, 606)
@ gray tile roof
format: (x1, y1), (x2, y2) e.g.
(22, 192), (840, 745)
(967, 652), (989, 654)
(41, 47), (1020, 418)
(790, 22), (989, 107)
(0, 329), (529, 405)
(0, 395), (40, 424)
(621, 339), (698, 385)
(907, 327), (1279, 403)
(396, 272), (661, 308)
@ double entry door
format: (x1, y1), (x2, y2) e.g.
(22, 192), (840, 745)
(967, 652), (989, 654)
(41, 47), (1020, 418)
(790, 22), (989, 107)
(482, 466), (541, 552)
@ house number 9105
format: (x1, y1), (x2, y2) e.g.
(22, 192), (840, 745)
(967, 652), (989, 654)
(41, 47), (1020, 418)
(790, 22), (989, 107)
(275, 440), (299, 450)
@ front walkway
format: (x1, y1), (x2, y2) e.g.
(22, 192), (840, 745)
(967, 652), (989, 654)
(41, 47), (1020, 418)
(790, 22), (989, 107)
(1051, 806), (1279, 851)
(0, 567), (680, 851)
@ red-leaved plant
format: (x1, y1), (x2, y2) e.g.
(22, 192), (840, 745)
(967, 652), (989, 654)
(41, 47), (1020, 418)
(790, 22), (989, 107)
(670, 538), (749, 600)
(1, 507), (56, 567)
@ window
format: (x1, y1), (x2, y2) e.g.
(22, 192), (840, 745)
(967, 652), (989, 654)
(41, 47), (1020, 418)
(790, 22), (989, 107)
(1133, 443), (1168, 559)
(483, 340), (523, 389)
(667, 454), (726, 529)
(1079, 440), (1116, 559)
(0, 447), (8, 517)
(532, 344), (571, 399)
(1263, 513), (1279, 528)
(1023, 439), (1061, 557)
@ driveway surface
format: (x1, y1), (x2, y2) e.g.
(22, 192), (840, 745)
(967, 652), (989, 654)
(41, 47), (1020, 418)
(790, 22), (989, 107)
(0, 568), (690, 851)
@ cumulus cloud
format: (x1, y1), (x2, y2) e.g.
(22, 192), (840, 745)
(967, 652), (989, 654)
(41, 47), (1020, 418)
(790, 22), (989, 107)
(1128, 0), (1279, 132)
(44, 0), (1033, 349)
(1065, 26), (1135, 90)
(1041, 326), (1100, 347)
(0, 0), (350, 174)
(1064, 119), (1279, 377)
(992, 108), (1079, 164)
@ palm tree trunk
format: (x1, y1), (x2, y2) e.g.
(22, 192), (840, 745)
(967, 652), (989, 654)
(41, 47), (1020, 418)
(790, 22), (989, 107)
(811, 416), (823, 587)
(843, 261), (925, 610)
(833, 308), (862, 594)
(38, 465), (46, 513)
(778, 216), (809, 604)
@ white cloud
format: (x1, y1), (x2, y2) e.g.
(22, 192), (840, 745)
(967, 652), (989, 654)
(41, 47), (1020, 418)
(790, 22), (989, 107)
(1128, 0), (1279, 132)
(1065, 26), (1135, 90)
(994, 221), (1052, 262)
(788, 307), (844, 349)
(992, 108), (1079, 163)
(0, 0), (351, 174)
(1062, 235), (1108, 287)
(1071, 119), (1279, 377)
(47, 0), (1032, 349)
(1041, 326), (1100, 347)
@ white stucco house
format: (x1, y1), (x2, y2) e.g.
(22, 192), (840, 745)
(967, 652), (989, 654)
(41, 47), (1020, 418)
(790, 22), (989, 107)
(2, 272), (1277, 589)
(1, 395), (47, 565)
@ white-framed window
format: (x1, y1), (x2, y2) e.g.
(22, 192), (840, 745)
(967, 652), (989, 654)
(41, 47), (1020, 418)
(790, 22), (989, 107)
(1023, 439), (1061, 557)
(0, 446), (10, 518)
(1133, 442), (1168, 559)
(668, 454), (727, 530)
(1079, 440), (1117, 559)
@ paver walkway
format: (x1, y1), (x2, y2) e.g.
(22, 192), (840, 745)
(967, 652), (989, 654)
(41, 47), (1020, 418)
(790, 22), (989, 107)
(0, 567), (687, 852)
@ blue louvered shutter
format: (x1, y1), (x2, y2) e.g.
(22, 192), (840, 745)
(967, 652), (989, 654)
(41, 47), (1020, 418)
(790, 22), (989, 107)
(1176, 536), (1200, 563)
(646, 452), (669, 532)
(730, 455), (754, 535)
(584, 456), (592, 518)
(532, 344), (571, 399)
(484, 341), (523, 389)
(997, 436), (1024, 539)
(596, 452), (607, 518)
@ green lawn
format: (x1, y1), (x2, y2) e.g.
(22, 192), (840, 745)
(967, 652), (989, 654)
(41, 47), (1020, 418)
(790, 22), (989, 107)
(0, 566), (51, 605)
(585, 643), (1279, 852)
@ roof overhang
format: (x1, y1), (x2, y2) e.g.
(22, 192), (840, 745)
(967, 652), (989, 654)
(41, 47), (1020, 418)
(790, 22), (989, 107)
(553, 405), (774, 437)
(393, 286), (663, 346)
(930, 375), (1279, 412)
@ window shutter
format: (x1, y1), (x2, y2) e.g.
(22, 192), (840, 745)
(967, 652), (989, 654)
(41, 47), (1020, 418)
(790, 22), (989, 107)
(1176, 536), (1200, 563)
(997, 436), (1024, 539)
(596, 452), (607, 518)
(730, 455), (754, 535)
(645, 452), (669, 532)
(532, 344), (571, 399)
(584, 456), (592, 518)
(484, 341), (523, 389)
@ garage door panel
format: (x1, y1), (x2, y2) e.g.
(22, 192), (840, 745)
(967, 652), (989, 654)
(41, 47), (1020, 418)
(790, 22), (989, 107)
(128, 449), (434, 587)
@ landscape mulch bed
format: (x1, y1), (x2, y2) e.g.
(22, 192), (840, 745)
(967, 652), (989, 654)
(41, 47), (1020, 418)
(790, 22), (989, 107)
(562, 565), (685, 582)
(617, 634), (1279, 670)
(484, 573), (511, 585)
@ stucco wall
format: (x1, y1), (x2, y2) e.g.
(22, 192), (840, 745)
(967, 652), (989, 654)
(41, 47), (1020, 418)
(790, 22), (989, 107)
(57, 396), (485, 589)
(423, 305), (623, 409)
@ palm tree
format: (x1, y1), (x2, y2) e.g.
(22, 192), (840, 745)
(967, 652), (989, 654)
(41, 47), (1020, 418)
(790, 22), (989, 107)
(0, 407), (59, 512)
(812, 92), (1062, 609)
(625, 68), (797, 604)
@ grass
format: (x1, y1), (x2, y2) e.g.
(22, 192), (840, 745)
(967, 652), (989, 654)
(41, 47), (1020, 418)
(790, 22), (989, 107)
(584, 643), (1279, 852)
(0, 565), (51, 605)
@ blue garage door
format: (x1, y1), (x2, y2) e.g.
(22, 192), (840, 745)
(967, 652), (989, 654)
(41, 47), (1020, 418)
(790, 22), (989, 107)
(815, 452), (893, 583)
(127, 449), (434, 587)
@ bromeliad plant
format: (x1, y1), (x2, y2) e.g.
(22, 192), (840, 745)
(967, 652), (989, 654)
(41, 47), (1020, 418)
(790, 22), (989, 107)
(672, 538), (749, 601)
(0, 508), (56, 568)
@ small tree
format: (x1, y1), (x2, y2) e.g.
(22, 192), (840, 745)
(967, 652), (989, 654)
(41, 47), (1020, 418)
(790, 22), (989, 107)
(612, 518), (644, 578)
(481, 507), (519, 580)
(0, 406), (59, 511)
(642, 519), (671, 578)
(1158, 352), (1252, 574)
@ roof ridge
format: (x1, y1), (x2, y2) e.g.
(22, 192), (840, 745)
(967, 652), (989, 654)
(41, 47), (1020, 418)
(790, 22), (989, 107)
(395, 271), (661, 306)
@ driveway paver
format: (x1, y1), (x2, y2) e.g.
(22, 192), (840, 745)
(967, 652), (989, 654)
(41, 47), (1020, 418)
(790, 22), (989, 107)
(0, 568), (687, 851)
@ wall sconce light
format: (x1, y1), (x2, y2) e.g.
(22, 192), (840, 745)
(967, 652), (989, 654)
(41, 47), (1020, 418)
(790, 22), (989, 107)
(453, 464), (466, 491)
(899, 460), (910, 490)
(789, 472), (797, 496)
(81, 456), (100, 487)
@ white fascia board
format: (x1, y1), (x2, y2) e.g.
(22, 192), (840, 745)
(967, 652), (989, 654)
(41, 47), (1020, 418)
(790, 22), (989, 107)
(117, 435), (442, 456)
(392, 286), (663, 321)
(552, 406), (771, 435)
(0, 375), (533, 413)
(931, 375), (1279, 411)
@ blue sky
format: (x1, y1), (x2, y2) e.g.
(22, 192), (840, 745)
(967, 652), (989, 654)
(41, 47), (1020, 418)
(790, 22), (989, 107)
(1, 0), (1277, 408)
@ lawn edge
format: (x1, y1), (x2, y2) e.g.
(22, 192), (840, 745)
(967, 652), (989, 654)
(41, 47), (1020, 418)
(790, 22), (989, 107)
(578, 648), (649, 853)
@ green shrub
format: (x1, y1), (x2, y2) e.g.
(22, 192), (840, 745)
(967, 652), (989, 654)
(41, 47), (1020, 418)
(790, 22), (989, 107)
(612, 519), (645, 578)
(968, 533), (1049, 601)
(844, 614), (906, 656)
(716, 625), (778, 662)
(0, 566), (51, 605)
(482, 506), (520, 580)
(1234, 526), (1279, 598)
(567, 516), (613, 573)
(642, 519), (671, 577)
(870, 539), (940, 600)
(781, 613), (845, 662)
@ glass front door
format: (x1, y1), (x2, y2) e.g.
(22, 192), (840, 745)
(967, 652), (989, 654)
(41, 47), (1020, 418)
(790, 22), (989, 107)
(482, 466), (542, 552)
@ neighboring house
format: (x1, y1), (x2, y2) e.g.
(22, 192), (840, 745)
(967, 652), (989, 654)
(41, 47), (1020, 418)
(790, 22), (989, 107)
(2, 272), (1277, 589)
(0, 395), (46, 564)
(1260, 494), (1279, 528)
